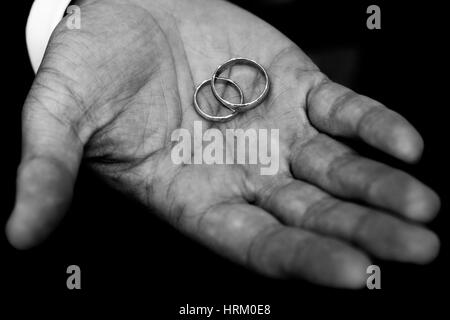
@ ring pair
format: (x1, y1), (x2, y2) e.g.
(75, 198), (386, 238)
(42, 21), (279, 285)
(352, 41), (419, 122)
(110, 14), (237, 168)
(193, 57), (270, 122)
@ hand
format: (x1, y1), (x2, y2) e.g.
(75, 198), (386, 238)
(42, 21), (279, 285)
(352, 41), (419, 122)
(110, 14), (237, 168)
(7, 0), (440, 288)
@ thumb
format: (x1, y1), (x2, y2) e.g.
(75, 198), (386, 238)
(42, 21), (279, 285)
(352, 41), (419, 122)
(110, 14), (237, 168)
(6, 70), (85, 249)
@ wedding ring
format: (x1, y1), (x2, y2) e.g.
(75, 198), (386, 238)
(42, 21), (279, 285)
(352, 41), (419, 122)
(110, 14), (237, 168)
(211, 57), (270, 113)
(193, 77), (244, 123)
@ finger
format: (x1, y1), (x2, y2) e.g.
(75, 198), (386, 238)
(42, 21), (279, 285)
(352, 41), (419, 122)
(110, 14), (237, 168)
(307, 78), (423, 163)
(260, 179), (439, 264)
(192, 202), (370, 288)
(290, 134), (440, 221)
(6, 70), (85, 249)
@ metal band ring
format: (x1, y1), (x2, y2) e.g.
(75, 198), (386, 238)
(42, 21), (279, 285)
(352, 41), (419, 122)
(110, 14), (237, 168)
(193, 77), (244, 123)
(211, 57), (270, 113)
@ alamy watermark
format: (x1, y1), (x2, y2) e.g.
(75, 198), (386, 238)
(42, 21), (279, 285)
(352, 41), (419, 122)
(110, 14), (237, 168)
(66, 265), (81, 290)
(170, 121), (280, 175)
(66, 5), (81, 30)
(366, 264), (381, 289)
(366, 5), (381, 30)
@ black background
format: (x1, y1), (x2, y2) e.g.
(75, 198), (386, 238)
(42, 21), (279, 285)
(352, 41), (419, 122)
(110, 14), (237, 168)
(2, 0), (448, 316)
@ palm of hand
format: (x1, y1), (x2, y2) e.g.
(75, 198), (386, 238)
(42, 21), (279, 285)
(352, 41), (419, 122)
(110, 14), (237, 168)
(9, 0), (440, 288)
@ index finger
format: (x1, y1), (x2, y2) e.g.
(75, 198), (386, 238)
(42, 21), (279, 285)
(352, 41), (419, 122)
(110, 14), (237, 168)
(307, 78), (424, 163)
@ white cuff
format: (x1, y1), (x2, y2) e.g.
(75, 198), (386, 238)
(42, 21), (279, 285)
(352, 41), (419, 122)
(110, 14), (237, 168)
(26, 0), (72, 74)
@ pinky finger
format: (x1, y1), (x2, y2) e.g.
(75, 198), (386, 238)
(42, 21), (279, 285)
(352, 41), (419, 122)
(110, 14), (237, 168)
(193, 202), (371, 288)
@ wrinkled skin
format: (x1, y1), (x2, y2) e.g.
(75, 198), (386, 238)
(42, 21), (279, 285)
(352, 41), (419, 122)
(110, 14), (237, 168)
(7, 0), (440, 288)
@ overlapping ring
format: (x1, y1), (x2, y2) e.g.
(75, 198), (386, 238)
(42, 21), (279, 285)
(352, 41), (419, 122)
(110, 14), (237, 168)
(193, 57), (270, 123)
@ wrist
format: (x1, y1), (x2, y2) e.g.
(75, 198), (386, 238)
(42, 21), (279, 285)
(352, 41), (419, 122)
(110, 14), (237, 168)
(26, 0), (73, 73)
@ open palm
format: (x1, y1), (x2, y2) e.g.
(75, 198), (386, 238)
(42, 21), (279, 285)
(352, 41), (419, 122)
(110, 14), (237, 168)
(7, 0), (440, 288)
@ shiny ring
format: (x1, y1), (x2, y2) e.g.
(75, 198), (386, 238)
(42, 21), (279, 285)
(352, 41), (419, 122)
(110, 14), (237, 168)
(193, 77), (244, 123)
(211, 57), (270, 113)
